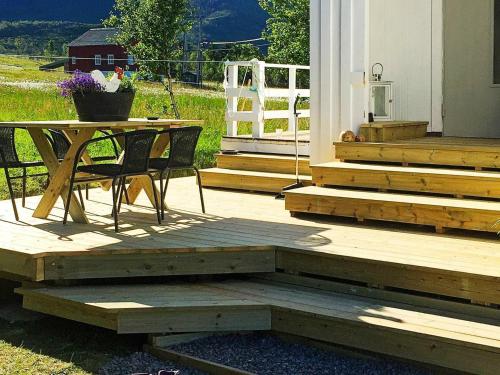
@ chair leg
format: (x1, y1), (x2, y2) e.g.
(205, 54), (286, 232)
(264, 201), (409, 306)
(124, 188), (130, 205)
(149, 174), (162, 225)
(194, 167), (206, 214)
(4, 166), (19, 221)
(63, 173), (77, 225)
(111, 178), (119, 233)
(77, 186), (85, 210)
(161, 169), (171, 220)
(159, 171), (165, 220)
(117, 177), (126, 214)
(85, 184), (89, 200)
(21, 167), (27, 207)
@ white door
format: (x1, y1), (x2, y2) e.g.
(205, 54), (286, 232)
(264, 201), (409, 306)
(443, 0), (500, 138)
(369, 0), (435, 130)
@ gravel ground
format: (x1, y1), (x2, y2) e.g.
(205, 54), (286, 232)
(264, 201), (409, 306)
(169, 333), (434, 375)
(98, 352), (206, 375)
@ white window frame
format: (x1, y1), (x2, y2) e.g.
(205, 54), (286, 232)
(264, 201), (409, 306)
(71, 56), (77, 65)
(95, 54), (102, 66)
(107, 54), (114, 65)
(127, 54), (134, 65)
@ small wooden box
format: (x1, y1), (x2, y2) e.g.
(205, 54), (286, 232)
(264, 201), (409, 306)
(360, 121), (429, 142)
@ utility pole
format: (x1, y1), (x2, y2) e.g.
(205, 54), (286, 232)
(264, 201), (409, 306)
(197, 14), (203, 88)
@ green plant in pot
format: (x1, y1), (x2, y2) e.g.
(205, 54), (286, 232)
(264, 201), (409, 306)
(57, 68), (137, 122)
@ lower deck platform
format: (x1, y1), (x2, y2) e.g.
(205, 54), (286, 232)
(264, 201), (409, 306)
(16, 276), (500, 374)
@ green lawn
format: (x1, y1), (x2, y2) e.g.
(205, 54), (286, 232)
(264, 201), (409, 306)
(0, 69), (230, 200)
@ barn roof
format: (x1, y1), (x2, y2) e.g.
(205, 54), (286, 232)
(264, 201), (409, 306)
(68, 28), (119, 47)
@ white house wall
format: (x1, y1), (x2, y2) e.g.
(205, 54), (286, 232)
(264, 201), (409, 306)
(369, 0), (441, 131)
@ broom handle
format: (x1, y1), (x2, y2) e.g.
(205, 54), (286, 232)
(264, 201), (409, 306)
(294, 95), (301, 183)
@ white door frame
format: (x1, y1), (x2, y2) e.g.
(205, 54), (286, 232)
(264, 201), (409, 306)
(310, 0), (369, 165)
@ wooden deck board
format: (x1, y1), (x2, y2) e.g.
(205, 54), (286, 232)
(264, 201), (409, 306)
(334, 137), (500, 168)
(313, 161), (500, 198)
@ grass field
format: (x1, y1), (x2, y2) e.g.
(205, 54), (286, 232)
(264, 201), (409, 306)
(0, 56), (309, 200)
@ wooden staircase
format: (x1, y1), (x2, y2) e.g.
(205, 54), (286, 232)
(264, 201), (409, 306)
(285, 139), (500, 233)
(200, 153), (312, 193)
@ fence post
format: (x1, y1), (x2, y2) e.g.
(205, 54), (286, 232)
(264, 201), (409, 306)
(252, 61), (266, 138)
(288, 67), (297, 133)
(226, 64), (239, 137)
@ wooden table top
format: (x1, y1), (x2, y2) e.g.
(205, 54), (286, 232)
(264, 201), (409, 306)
(0, 118), (204, 129)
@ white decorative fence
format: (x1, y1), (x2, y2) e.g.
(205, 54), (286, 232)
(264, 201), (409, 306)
(224, 60), (310, 138)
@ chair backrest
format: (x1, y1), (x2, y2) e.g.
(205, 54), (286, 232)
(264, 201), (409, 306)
(0, 127), (20, 165)
(120, 129), (158, 174)
(48, 129), (71, 160)
(166, 126), (202, 169)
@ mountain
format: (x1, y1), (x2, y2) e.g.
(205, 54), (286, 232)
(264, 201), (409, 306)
(0, 0), (114, 24)
(0, 0), (268, 42)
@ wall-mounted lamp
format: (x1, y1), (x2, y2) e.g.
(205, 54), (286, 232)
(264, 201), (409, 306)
(371, 63), (384, 82)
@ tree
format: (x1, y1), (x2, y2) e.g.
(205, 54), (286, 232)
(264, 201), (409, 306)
(104, 0), (191, 76)
(259, 0), (310, 66)
(44, 39), (56, 57)
(14, 36), (24, 54)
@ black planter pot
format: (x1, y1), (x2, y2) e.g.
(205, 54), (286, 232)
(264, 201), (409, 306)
(73, 91), (135, 122)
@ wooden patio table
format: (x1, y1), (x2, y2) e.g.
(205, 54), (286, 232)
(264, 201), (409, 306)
(0, 118), (204, 224)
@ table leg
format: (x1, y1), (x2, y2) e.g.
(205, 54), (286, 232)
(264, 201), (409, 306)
(126, 130), (172, 206)
(30, 128), (96, 223)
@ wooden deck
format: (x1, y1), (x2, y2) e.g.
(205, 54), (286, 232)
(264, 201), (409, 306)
(3, 176), (500, 373)
(0, 177), (499, 303)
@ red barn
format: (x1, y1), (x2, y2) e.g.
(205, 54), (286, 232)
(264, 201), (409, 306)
(65, 28), (137, 73)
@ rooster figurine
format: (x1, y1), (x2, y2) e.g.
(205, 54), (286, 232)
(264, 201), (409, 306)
(90, 67), (124, 93)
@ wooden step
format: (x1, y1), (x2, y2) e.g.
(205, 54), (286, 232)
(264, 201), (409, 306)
(216, 153), (311, 175)
(17, 278), (500, 374)
(285, 186), (500, 233)
(335, 140), (500, 169)
(16, 282), (271, 334)
(222, 135), (310, 156)
(200, 168), (312, 193)
(313, 162), (500, 198)
(359, 121), (428, 142)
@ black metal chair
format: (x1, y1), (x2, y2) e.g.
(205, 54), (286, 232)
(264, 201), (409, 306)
(149, 126), (204, 220)
(63, 129), (161, 232)
(46, 129), (123, 203)
(0, 127), (47, 221)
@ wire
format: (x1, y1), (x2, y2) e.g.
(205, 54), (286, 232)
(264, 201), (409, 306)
(209, 37), (265, 45)
(0, 53), (229, 64)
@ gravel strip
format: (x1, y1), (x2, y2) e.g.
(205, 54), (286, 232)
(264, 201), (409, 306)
(169, 333), (434, 375)
(99, 352), (207, 375)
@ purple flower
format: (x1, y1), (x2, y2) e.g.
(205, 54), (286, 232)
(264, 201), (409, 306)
(57, 70), (105, 97)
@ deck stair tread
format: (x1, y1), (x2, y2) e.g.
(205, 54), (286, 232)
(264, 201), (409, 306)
(200, 168), (312, 193)
(285, 186), (500, 233)
(285, 186), (500, 211)
(312, 162), (500, 198)
(334, 138), (500, 168)
(201, 168), (312, 180)
(314, 161), (500, 178)
(216, 153), (311, 175)
(17, 279), (500, 350)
